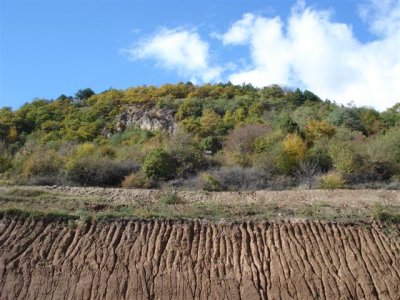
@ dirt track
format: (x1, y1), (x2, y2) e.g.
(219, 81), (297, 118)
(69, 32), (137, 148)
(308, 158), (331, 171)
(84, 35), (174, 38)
(1, 218), (399, 299)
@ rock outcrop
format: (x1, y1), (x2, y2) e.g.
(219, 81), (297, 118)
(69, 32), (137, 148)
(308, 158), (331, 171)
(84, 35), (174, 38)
(112, 105), (176, 135)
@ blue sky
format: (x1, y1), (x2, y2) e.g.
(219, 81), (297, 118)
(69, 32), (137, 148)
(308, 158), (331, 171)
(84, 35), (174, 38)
(1, 0), (399, 110)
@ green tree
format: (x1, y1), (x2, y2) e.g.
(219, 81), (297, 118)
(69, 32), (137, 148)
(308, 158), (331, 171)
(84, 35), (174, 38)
(199, 109), (224, 137)
(75, 88), (95, 101)
(143, 149), (177, 180)
(175, 98), (203, 120)
(329, 142), (362, 175)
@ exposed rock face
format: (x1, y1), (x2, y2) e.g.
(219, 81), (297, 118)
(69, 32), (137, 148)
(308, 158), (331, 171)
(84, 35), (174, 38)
(0, 218), (399, 299)
(115, 105), (176, 135)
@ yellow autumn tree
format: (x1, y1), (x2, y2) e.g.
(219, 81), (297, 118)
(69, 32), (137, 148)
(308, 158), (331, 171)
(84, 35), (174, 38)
(283, 133), (307, 162)
(278, 133), (308, 174)
(305, 120), (336, 143)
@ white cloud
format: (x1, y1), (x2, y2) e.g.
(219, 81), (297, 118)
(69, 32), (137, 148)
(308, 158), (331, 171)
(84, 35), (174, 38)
(358, 0), (400, 36)
(220, 13), (256, 45)
(122, 28), (222, 83)
(123, 1), (399, 110)
(221, 0), (400, 110)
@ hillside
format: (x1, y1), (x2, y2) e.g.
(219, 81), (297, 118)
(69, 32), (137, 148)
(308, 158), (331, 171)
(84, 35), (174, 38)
(1, 83), (399, 191)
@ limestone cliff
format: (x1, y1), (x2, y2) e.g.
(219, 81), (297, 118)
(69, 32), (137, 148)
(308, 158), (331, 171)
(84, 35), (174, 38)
(104, 105), (176, 136)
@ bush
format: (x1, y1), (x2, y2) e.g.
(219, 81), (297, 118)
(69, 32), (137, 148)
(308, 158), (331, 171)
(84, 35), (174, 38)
(172, 147), (207, 178)
(28, 175), (64, 186)
(211, 167), (268, 191)
(0, 141), (12, 173)
(200, 136), (222, 154)
(22, 149), (62, 178)
(201, 172), (222, 191)
(67, 157), (138, 186)
(159, 191), (181, 205)
(345, 161), (397, 185)
(370, 204), (400, 223)
(121, 171), (156, 189)
(224, 124), (270, 154)
(319, 172), (346, 189)
(143, 149), (177, 180)
(329, 142), (362, 175)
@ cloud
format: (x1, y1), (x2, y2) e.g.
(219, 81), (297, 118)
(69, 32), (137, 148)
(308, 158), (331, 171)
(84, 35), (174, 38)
(221, 0), (400, 110)
(122, 28), (223, 83)
(358, 0), (400, 36)
(220, 13), (256, 45)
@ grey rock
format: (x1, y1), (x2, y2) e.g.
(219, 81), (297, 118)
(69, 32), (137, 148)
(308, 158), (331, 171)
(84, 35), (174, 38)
(109, 105), (177, 136)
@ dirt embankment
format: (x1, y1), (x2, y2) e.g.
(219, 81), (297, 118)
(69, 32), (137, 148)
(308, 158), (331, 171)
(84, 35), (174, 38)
(39, 186), (400, 206)
(1, 218), (399, 299)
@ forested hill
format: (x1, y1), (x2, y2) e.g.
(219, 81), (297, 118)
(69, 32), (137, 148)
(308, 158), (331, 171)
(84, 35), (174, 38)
(1, 83), (399, 190)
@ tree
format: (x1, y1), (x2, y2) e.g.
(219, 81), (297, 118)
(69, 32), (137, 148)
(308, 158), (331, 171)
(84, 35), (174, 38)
(295, 158), (319, 189)
(329, 142), (362, 175)
(279, 114), (300, 134)
(143, 149), (177, 180)
(201, 136), (222, 154)
(279, 134), (308, 174)
(283, 134), (307, 162)
(303, 90), (321, 102)
(329, 107), (366, 134)
(175, 98), (203, 120)
(304, 120), (336, 143)
(199, 109), (224, 137)
(75, 88), (95, 101)
(225, 124), (270, 155)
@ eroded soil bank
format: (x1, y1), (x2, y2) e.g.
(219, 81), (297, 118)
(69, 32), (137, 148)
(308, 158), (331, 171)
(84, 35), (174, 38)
(0, 218), (399, 299)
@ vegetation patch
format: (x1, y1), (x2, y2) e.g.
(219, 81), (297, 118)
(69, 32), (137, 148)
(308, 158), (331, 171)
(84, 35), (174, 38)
(1, 187), (399, 224)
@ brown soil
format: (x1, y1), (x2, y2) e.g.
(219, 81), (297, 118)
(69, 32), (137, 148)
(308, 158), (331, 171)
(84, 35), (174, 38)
(1, 217), (399, 299)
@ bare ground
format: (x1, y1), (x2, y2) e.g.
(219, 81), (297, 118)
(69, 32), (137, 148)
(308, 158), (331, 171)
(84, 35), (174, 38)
(0, 187), (399, 299)
(0, 218), (399, 299)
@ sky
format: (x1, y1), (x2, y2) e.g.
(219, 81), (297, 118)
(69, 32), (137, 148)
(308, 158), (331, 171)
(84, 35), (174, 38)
(0, 0), (399, 111)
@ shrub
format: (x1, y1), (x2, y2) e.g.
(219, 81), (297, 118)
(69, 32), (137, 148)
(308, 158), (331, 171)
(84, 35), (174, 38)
(370, 204), (400, 223)
(211, 167), (268, 191)
(201, 172), (222, 191)
(225, 124), (270, 154)
(329, 142), (362, 175)
(143, 149), (177, 180)
(345, 161), (397, 185)
(200, 136), (222, 154)
(121, 171), (156, 189)
(159, 191), (181, 205)
(98, 145), (117, 158)
(67, 157), (138, 186)
(76, 142), (96, 157)
(28, 175), (64, 186)
(22, 149), (62, 178)
(0, 141), (12, 173)
(172, 147), (207, 178)
(319, 172), (346, 189)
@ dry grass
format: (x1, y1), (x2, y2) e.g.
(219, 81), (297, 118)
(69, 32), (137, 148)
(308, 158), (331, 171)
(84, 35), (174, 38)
(0, 186), (399, 223)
